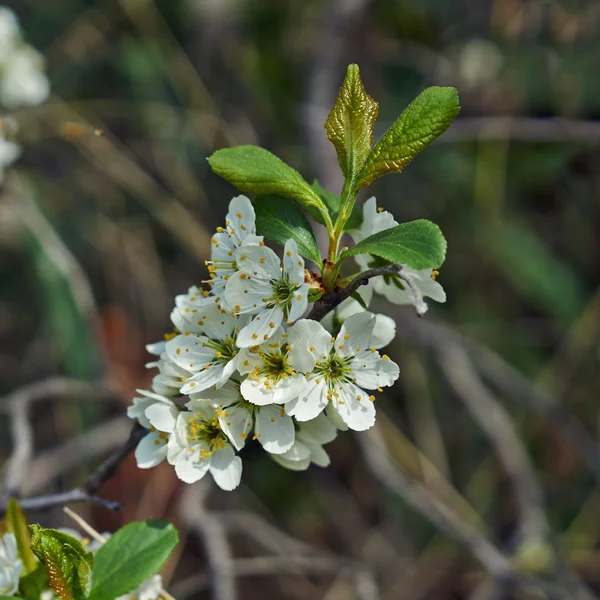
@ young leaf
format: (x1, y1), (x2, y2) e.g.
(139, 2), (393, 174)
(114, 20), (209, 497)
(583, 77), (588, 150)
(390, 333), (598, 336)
(339, 220), (447, 270)
(254, 195), (321, 264)
(208, 146), (329, 220)
(356, 87), (460, 189)
(310, 181), (362, 231)
(4, 498), (37, 574)
(30, 525), (94, 600)
(325, 64), (379, 181)
(88, 520), (178, 600)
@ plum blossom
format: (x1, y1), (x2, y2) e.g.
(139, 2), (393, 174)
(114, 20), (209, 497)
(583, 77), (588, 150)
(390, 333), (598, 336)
(0, 533), (22, 597)
(286, 313), (399, 431)
(225, 238), (309, 347)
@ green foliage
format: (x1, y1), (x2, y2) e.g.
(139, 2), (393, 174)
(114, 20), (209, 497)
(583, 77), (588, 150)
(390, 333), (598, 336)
(253, 195), (321, 264)
(355, 87), (460, 190)
(207, 146), (330, 225)
(339, 220), (447, 270)
(87, 520), (178, 600)
(310, 181), (362, 231)
(19, 564), (49, 599)
(30, 525), (94, 600)
(325, 64), (378, 183)
(4, 499), (38, 574)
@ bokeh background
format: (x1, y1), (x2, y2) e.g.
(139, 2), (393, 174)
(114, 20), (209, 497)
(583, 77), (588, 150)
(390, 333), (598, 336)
(1, 0), (600, 598)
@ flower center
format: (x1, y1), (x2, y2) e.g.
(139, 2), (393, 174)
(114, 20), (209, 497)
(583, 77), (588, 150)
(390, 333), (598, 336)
(317, 354), (353, 388)
(264, 273), (301, 316)
(187, 414), (227, 457)
(253, 349), (296, 384)
(203, 335), (238, 363)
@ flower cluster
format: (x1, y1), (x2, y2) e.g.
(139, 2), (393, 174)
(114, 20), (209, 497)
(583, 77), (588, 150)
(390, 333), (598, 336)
(0, 6), (50, 180)
(127, 196), (404, 491)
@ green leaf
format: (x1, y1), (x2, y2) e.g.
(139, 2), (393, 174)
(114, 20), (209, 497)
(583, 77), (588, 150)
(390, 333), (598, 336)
(5, 498), (38, 574)
(30, 525), (94, 600)
(339, 220), (447, 270)
(351, 290), (369, 311)
(310, 181), (362, 231)
(207, 146), (329, 221)
(356, 87), (460, 189)
(88, 520), (178, 600)
(325, 64), (379, 181)
(254, 195), (321, 264)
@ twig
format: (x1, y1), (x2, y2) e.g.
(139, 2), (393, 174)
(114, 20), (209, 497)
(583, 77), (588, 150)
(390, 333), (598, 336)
(0, 377), (120, 500)
(0, 422), (146, 516)
(437, 344), (549, 543)
(308, 264), (426, 321)
(356, 425), (512, 579)
(180, 483), (236, 600)
(392, 310), (600, 484)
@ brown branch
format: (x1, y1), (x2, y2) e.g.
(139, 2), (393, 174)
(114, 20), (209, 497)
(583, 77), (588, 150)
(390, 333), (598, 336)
(0, 422), (146, 516)
(308, 264), (425, 321)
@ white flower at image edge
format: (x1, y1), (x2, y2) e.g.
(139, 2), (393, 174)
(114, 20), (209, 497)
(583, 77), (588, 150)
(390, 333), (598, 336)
(0, 134), (20, 181)
(189, 380), (295, 454)
(0, 7), (20, 62)
(272, 413), (337, 471)
(127, 390), (179, 469)
(350, 197), (446, 310)
(204, 195), (263, 301)
(320, 285), (396, 349)
(225, 238), (309, 347)
(167, 404), (242, 490)
(0, 45), (50, 109)
(286, 312), (400, 431)
(0, 533), (23, 597)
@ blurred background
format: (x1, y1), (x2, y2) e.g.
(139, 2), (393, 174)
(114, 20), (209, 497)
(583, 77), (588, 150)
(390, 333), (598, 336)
(1, 0), (600, 598)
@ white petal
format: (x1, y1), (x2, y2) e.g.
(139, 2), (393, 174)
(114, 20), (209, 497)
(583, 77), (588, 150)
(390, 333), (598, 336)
(166, 334), (214, 372)
(371, 314), (396, 349)
(209, 445), (242, 491)
(271, 453), (311, 471)
(135, 433), (168, 469)
(352, 354), (399, 389)
(145, 403), (178, 433)
(325, 404), (349, 431)
(287, 319), (332, 369)
(236, 305), (284, 347)
(282, 239), (304, 284)
(275, 440), (311, 462)
(217, 404), (253, 451)
(271, 374), (309, 404)
(305, 442), (330, 467)
(174, 446), (212, 483)
(333, 384), (376, 431)
(285, 377), (328, 421)
(240, 377), (278, 406)
(287, 283), (309, 323)
(236, 244), (281, 279)
(227, 195), (257, 240)
(127, 396), (155, 429)
(255, 405), (295, 454)
(146, 341), (166, 356)
(336, 311), (375, 357)
(297, 412), (337, 445)
(224, 271), (272, 314)
(180, 363), (227, 394)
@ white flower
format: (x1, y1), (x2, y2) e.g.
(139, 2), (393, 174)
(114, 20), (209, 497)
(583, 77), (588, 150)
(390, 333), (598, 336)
(320, 285), (396, 349)
(225, 239), (309, 347)
(271, 413), (337, 471)
(0, 533), (23, 597)
(237, 327), (308, 406)
(204, 196), (263, 300)
(1, 46), (50, 109)
(0, 134), (20, 181)
(350, 198), (446, 311)
(165, 300), (248, 394)
(127, 390), (179, 469)
(0, 8), (20, 63)
(167, 404), (242, 489)
(190, 380), (295, 454)
(285, 313), (400, 431)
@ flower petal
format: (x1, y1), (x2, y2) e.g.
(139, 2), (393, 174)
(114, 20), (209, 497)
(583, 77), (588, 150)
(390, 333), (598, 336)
(209, 445), (243, 491)
(145, 402), (178, 433)
(335, 311), (375, 357)
(236, 305), (284, 347)
(236, 244), (281, 279)
(332, 383), (376, 431)
(371, 314), (396, 349)
(255, 405), (295, 454)
(174, 445), (212, 483)
(217, 404), (253, 451)
(135, 432), (168, 469)
(285, 377), (328, 421)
